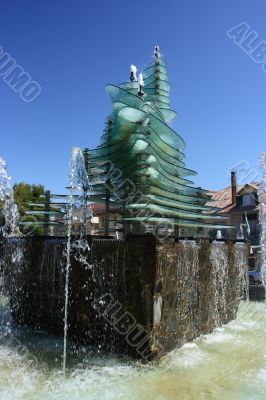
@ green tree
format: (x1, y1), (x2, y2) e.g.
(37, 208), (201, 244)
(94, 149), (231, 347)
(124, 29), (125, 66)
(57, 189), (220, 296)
(13, 183), (46, 235)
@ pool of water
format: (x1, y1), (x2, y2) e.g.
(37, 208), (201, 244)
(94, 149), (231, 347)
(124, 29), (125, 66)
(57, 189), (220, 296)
(1, 297), (266, 400)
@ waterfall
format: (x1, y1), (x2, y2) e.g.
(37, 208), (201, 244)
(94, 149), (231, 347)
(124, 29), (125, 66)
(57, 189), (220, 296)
(259, 152), (266, 285)
(90, 238), (123, 354)
(0, 157), (20, 237)
(39, 239), (66, 300)
(234, 242), (249, 301)
(209, 241), (229, 327)
(0, 157), (24, 339)
(0, 238), (26, 323)
(177, 241), (200, 340)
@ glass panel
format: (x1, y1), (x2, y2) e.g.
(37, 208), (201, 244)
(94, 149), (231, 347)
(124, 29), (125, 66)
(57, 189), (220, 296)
(85, 55), (226, 229)
(144, 87), (170, 96)
(146, 194), (220, 212)
(144, 74), (169, 86)
(123, 216), (230, 229)
(143, 64), (168, 77)
(126, 203), (226, 220)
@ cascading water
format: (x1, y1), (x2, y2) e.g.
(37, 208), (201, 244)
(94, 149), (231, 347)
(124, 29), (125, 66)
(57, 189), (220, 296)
(0, 237), (27, 318)
(39, 239), (66, 302)
(234, 242), (249, 301)
(0, 157), (22, 327)
(209, 239), (248, 329)
(0, 157), (20, 237)
(63, 147), (91, 375)
(259, 152), (266, 286)
(209, 241), (229, 327)
(176, 240), (200, 340)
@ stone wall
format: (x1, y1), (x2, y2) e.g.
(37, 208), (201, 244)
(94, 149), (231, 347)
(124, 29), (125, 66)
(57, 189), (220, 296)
(0, 235), (248, 360)
(151, 240), (248, 354)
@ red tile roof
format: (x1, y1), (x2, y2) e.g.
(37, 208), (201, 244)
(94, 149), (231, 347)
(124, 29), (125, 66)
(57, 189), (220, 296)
(90, 203), (122, 215)
(207, 182), (259, 213)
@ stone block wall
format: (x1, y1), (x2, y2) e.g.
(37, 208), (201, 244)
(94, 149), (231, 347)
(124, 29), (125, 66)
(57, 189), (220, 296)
(1, 235), (248, 360)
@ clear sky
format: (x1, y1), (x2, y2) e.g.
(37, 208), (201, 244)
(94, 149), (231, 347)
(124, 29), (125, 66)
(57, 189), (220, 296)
(0, 0), (265, 194)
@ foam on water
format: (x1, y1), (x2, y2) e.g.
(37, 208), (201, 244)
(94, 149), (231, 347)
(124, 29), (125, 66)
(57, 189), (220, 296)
(201, 328), (234, 345)
(1, 294), (266, 399)
(159, 342), (207, 370)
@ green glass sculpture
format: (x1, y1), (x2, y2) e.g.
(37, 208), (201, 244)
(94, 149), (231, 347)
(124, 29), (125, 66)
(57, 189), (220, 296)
(85, 46), (228, 230)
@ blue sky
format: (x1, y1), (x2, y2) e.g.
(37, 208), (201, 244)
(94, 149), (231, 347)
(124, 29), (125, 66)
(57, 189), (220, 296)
(0, 0), (265, 193)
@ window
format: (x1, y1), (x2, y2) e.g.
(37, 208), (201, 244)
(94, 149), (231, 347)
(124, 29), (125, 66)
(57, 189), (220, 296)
(242, 194), (255, 206)
(242, 213), (258, 233)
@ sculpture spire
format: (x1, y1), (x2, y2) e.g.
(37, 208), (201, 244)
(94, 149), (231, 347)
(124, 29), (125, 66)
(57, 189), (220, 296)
(154, 45), (160, 60)
(86, 50), (228, 233)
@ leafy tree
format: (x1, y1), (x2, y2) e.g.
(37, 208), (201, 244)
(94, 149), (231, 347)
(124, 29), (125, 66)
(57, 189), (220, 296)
(13, 183), (46, 235)
(14, 183), (44, 213)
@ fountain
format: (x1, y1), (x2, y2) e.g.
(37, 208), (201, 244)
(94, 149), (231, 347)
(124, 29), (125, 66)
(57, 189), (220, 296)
(1, 234), (249, 362)
(0, 43), (265, 399)
(63, 147), (91, 374)
(86, 47), (229, 234)
(0, 157), (20, 237)
(0, 49), (250, 370)
(0, 157), (22, 299)
(249, 152), (266, 301)
(209, 241), (229, 326)
(259, 152), (266, 285)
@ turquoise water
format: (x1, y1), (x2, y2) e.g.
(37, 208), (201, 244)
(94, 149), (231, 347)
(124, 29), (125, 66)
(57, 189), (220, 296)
(0, 298), (266, 400)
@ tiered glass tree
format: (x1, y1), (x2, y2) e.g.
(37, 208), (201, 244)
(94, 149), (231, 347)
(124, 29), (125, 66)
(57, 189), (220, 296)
(85, 47), (227, 234)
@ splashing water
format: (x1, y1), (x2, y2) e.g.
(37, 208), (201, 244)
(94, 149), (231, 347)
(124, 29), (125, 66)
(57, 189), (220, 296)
(259, 152), (266, 285)
(209, 241), (229, 326)
(63, 147), (91, 375)
(0, 159), (23, 329)
(0, 157), (20, 237)
(234, 242), (249, 301)
(1, 298), (266, 400)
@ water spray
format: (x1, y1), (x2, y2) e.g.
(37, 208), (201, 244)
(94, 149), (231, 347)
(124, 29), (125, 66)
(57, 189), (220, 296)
(138, 72), (144, 98)
(130, 64), (137, 82)
(0, 157), (20, 237)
